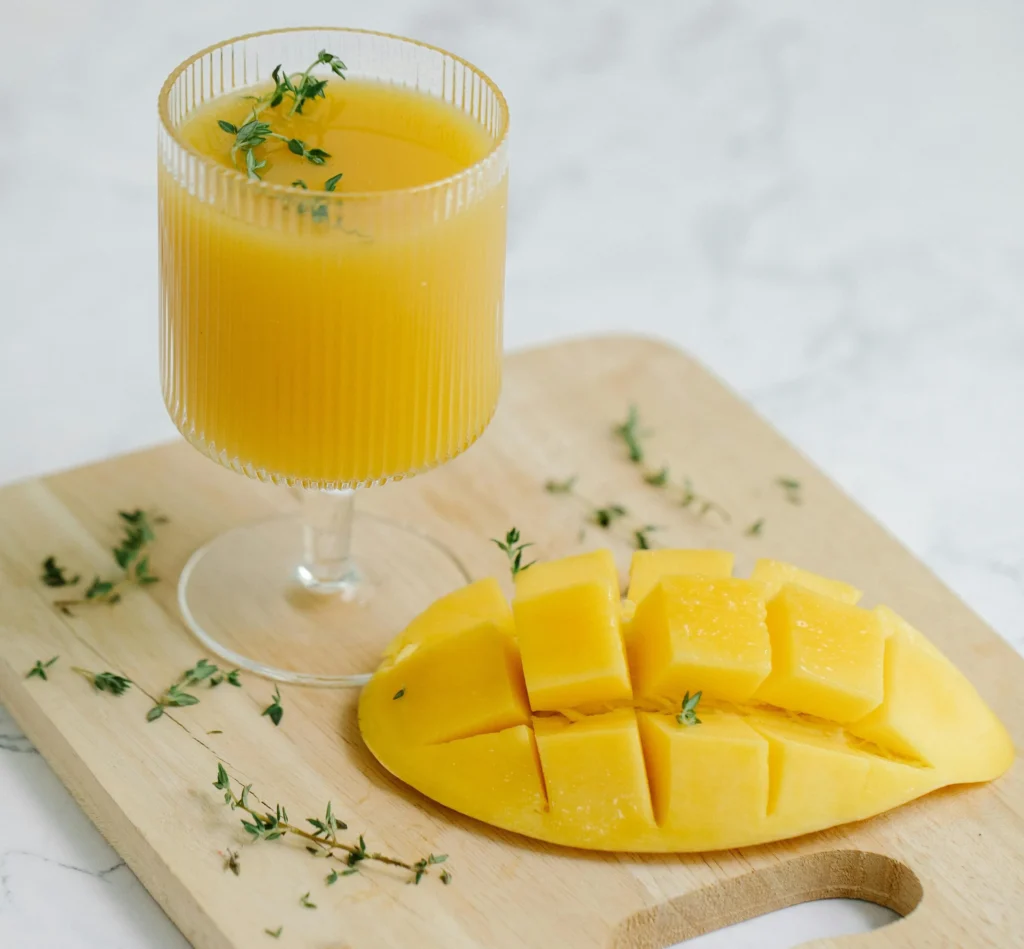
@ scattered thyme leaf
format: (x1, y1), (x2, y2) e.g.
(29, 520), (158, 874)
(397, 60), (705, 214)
(299, 892), (317, 909)
(679, 477), (731, 523)
(41, 557), (79, 588)
(185, 658), (218, 684)
(26, 656), (59, 681)
(633, 525), (659, 550)
(410, 852), (449, 885)
(441, 869), (453, 884)
(85, 578), (115, 599)
(264, 926), (283, 938)
(745, 518), (765, 537)
(166, 683), (199, 707)
(393, 688), (405, 700)
(776, 477), (802, 505)
(263, 686), (284, 726)
(544, 476), (577, 494)
(613, 404), (647, 463)
(591, 504), (627, 529)
(222, 849), (241, 876)
(643, 466), (670, 487)
(492, 527), (536, 578)
(676, 690), (703, 727)
(326, 869), (339, 885)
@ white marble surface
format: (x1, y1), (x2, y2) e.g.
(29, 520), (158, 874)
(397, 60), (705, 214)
(1, 1), (1023, 946)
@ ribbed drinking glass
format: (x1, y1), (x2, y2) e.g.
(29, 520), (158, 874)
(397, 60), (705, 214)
(158, 28), (509, 685)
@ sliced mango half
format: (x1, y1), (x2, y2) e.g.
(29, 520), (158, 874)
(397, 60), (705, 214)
(359, 550), (1013, 852)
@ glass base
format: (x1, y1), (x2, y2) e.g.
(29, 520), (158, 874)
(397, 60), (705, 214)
(178, 512), (471, 686)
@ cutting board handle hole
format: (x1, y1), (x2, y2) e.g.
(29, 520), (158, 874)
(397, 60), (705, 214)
(610, 850), (920, 948)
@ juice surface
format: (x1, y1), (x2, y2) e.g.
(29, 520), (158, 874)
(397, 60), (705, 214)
(179, 79), (487, 192)
(160, 77), (507, 487)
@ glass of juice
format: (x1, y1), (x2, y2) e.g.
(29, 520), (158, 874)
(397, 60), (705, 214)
(158, 28), (509, 685)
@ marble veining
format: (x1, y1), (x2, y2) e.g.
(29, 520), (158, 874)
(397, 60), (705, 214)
(1, 0), (1022, 946)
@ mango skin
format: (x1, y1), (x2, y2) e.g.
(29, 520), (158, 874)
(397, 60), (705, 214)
(359, 554), (1014, 853)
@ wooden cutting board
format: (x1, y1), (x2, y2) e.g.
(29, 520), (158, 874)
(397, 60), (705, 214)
(0, 337), (1020, 949)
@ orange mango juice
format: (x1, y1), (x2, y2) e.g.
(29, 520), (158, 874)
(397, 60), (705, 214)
(159, 78), (507, 487)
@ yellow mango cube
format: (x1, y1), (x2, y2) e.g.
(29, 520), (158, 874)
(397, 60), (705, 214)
(367, 621), (530, 746)
(755, 585), (884, 722)
(383, 577), (514, 662)
(628, 577), (770, 703)
(514, 581), (632, 711)
(535, 709), (655, 841)
(848, 607), (1013, 780)
(751, 558), (861, 604)
(515, 548), (619, 599)
(637, 709), (768, 832)
(627, 549), (734, 606)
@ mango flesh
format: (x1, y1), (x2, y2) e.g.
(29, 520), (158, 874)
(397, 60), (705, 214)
(637, 708), (769, 844)
(751, 558), (862, 604)
(847, 607), (1015, 778)
(514, 580), (632, 711)
(382, 576), (514, 662)
(369, 619), (530, 747)
(627, 549), (734, 605)
(359, 552), (1013, 852)
(629, 577), (770, 703)
(534, 709), (656, 843)
(754, 586), (886, 722)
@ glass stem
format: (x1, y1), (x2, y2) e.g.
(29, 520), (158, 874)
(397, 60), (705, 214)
(299, 488), (360, 594)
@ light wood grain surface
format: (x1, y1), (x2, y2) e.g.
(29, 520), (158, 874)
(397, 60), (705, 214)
(0, 337), (1019, 948)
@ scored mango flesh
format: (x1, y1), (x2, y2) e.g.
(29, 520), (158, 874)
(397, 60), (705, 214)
(359, 550), (1013, 852)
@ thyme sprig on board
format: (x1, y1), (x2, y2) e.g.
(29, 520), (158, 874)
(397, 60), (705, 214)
(72, 668), (132, 695)
(492, 527), (535, 578)
(26, 656), (59, 681)
(147, 659), (241, 722)
(212, 765), (449, 884)
(49, 510), (167, 615)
